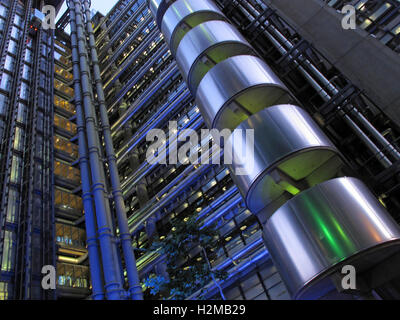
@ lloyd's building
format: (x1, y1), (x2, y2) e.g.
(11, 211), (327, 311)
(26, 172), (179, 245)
(1, 0), (400, 300)
(135, 0), (400, 300)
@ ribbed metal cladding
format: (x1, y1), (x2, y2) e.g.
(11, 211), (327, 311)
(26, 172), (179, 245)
(263, 177), (400, 299)
(148, 0), (400, 299)
(225, 105), (343, 214)
(161, 0), (226, 55)
(175, 20), (255, 94)
(196, 55), (295, 131)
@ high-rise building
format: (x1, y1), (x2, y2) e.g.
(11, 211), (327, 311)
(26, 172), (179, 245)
(1, 0), (400, 300)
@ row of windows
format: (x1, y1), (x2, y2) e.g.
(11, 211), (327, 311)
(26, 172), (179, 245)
(56, 223), (86, 248)
(55, 188), (83, 213)
(54, 136), (79, 159)
(55, 64), (73, 83)
(54, 95), (76, 115)
(57, 263), (89, 289)
(54, 79), (74, 98)
(54, 114), (77, 135)
(54, 161), (81, 184)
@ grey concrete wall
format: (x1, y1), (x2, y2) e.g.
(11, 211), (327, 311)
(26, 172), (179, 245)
(265, 0), (400, 125)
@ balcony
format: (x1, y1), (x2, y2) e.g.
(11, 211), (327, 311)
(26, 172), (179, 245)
(54, 95), (75, 116)
(54, 136), (78, 161)
(54, 114), (77, 137)
(55, 190), (83, 219)
(57, 263), (90, 299)
(54, 160), (81, 188)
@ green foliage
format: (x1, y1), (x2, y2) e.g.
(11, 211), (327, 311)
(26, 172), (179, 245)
(143, 213), (227, 300)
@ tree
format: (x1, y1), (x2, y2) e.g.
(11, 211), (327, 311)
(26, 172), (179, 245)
(143, 213), (227, 300)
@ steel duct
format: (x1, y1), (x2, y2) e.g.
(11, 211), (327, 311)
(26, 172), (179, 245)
(67, 0), (105, 300)
(69, 0), (125, 300)
(82, 0), (143, 300)
(148, 0), (400, 299)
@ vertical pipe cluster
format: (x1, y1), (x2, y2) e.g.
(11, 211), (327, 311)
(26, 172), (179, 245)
(68, 0), (143, 300)
(68, 1), (105, 300)
(148, 0), (400, 299)
(81, 0), (143, 300)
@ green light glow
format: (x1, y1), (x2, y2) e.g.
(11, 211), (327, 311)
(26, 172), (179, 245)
(302, 196), (357, 261)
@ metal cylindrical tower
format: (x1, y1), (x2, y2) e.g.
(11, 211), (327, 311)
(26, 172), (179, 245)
(148, 0), (400, 299)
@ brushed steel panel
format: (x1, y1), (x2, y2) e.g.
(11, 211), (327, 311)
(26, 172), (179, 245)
(226, 104), (341, 213)
(175, 20), (255, 93)
(263, 177), (400, 299)
(196, 55), (294, 131)
(161, 0), (226, 55)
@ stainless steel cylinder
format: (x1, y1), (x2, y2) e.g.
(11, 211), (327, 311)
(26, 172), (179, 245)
(175, 20), (255, 93)
(161, 0), (226, 55)
(148, 0), (170, 27)
(226, 104), (342, 213)
(196, 55), (294, 130)
(263, 177), (400, 300)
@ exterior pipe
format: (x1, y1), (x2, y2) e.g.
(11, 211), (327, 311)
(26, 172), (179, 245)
(149, 0), (400, 299)
(234, 0), (400, 164)
(83, 0), (143, 300)
(68, 1), (105, 300)
(58, 252), (89, 265)
(121, 115), (204, 196)
(71, 0), (124, 300)
(95, 0), (137, 46)
(117, 85), (190, 163)
(129, 147), (222, 233)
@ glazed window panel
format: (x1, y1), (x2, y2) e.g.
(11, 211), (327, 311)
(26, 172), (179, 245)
(4, 55), (15, 72)
(1, 231), (16, 272)
(24, 48), (32, 63)
(57, 263), (89, 289)
(19, 82), (29, 101)
(8, 39), (18, 54)
(54, 95), (76, 114)
(0, 93), (8, 115)
(54, 114), (77, 135)
(0, 4), (8, 18)
(54, 136), (78, 159)
(10, 155), (22, 184)
(56, 224), (86, 248)
(13, 126), (25, 151)
(54, 79), (74, 97)
(11, 26), (20, 40)
(6, 188), (19, 224)
(17, 103), (27, 124)
(0, 73), (12, 91)
(0, 282), (10, 301)
(54, 64), (73, 82)
(54, 161), (81, 184)
(55, 189), (83, 212)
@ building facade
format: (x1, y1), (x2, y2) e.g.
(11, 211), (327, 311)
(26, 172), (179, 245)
(1, 0), (400, 300)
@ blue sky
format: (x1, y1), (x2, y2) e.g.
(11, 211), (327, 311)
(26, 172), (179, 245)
(58, 0), (119, 19)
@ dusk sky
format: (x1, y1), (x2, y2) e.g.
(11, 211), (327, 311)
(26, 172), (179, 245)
(58, 0), (119, 19)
